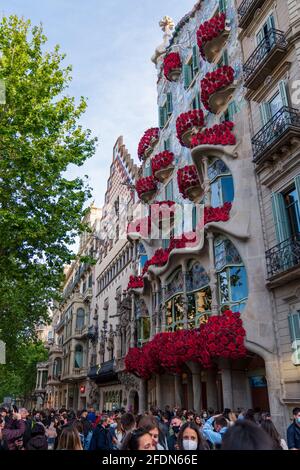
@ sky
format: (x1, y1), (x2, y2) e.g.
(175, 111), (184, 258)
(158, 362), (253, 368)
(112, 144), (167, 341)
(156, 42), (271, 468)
(1, 0), (198, 207)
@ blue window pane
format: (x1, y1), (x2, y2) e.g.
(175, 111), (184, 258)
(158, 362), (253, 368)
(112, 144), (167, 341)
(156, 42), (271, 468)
(221, 176), (234, 204)
(140, 255), (148, 268)
(211, 181), (222, 207)
(230, 267), (248, 302)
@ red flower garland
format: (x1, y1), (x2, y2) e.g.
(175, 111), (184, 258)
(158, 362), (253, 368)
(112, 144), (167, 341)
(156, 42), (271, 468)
(176, 110), (205, 147)
(136, 176), (157, 200)
(138, 128), (160, 161)
(204, 202), (232, 224)
(127, 275), (144, 290)
(201, 66), (235, 112)
(197, 13), (226, 58)
(163, 52), (182, 81)
(125, 310), (246, 378)
(177, 165), (200, 199)
(190, 121), (236, 147)
(151, 151), (174, 177)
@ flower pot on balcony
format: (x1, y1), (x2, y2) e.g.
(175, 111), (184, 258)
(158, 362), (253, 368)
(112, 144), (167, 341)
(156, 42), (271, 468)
(154, 164), (174, 183)
(181, 127), (202, 147)
(208, 83), (236, 115)
(140, 189), (156, 203)
(185, 184), (202, 202)
(144, 137), (159, 159)
(167, 68), (182, 81)
(202, 28), (231, 63)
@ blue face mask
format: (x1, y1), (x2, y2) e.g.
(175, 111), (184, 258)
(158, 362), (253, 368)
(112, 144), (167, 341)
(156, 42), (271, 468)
(110, 423), (117, 428)
(296, 417), (300, 424)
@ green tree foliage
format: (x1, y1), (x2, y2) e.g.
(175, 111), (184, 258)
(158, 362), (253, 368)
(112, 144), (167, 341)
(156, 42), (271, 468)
(0, 340), (48, 403)
(0, 16), (97, 394)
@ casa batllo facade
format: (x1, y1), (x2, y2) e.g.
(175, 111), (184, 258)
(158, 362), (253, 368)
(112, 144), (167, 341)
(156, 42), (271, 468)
(121, 0), (299, 433)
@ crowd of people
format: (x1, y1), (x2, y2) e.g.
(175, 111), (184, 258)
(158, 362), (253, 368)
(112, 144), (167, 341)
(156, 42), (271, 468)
(0, 404), (299, 451)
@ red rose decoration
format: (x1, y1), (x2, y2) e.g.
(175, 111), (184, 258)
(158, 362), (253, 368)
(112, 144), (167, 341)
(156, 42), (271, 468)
(197, 13), (226, 58)
(176, 110), (205, 147)
(177, 165), (200, 199)
(163, 52), (182, 81)
(201, 66), (235, 112)
(127, 275), (144, 290)
(136, 176), (157, 200)
(190, 121), (236, 147)
(125, 310), (246, 378)
(151, 151), (174, 177)
(204, 202), (232, 224)
(138, 128), (160, 160)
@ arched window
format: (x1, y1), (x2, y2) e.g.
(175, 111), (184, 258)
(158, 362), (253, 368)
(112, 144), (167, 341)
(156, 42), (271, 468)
(214, 236), (248, 312)
(74, 345), (83, 369)
(76, 308), (85, 330)
(208, 159), (234, 208)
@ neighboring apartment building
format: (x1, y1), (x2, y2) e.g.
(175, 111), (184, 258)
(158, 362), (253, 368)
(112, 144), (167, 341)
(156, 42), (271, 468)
(119, 0), (299, 433)
(87, 136), (140, 412)
(44, 205), (102, 410)
(237, 0), (300, 421)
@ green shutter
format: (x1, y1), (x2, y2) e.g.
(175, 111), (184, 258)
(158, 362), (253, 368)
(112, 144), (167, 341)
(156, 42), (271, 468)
(167, 92), (173, 115)
(195, 93), (201, 110)
(259, 103), (272, 126)
(159, 106), (165, 128)
(271, 192), (291, 243)
(219, 0), (227, 13)
(279, 80), (289, 107)
(227, 101), (237, 121)
(192, 45), (199, 75)
(192, 206), (197, 231)
(267, 15), (275, 32)
(165, 180), (174, 200)
(164, 138), (171, 151)
(294, 176), (300, 208)
(183, 64), (192, 89)
(222, 50), (229, 66)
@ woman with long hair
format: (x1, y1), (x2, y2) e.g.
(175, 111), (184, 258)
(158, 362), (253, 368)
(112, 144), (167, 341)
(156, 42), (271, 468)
(177, 422), (209, 451)
(57, 426), (83, 450)
(260, 419), (288, 450)
(121, 428), (156, 451)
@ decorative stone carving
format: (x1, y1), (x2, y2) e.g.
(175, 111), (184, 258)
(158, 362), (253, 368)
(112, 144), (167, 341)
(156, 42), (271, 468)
(118, 371), (140, 392)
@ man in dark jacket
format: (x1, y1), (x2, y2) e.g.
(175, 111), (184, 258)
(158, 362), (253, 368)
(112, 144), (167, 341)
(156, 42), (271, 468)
(2, 411), (26, 450)
(89, 416), (114, 450)
(287, 407), (300, 450)
(19, 408), (32, 447)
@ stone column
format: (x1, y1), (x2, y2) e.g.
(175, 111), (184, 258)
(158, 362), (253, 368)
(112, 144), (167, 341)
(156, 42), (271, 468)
(192, 373), (202, 413)
(202, 157), (211, 206)
(130, 293), (135, 348)
(139, 379), (147, 414)
(182, 260), (189, 328)
(115, 325), (122, 359)
(156, 375), (162, 409)
(174, 375), (183, 408)
(207, 231), (219, 316)
(220, 359), (233, 410)
(66, 384), (69, 409)
(161, 284), (167, 332)
(206, 369), (218, 412)
(264, 357), (286, 435)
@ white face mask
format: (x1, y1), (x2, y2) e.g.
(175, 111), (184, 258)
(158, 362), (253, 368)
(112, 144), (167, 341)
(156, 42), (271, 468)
(183, 439), (198, 451)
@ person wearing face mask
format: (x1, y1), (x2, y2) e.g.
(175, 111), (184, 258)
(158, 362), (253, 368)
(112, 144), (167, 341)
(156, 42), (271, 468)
(168, 417), (182, 450)
(287, 407), (300, 450)
(177, 422), (209, 451)
(89, 415), (114, 450)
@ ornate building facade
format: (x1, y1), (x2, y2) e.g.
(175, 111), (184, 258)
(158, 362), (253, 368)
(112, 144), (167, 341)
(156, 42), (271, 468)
(87, 136), (140, 412)
(121, 0), (300, 434)
(44, 205), (102, 410)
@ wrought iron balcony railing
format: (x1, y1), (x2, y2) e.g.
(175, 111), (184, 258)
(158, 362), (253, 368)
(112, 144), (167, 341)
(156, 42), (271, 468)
(238, 0), (265, 28)
(266, 233), (300, 278)
(252, 106), (300, 162)
(243, 29), (287, 84)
